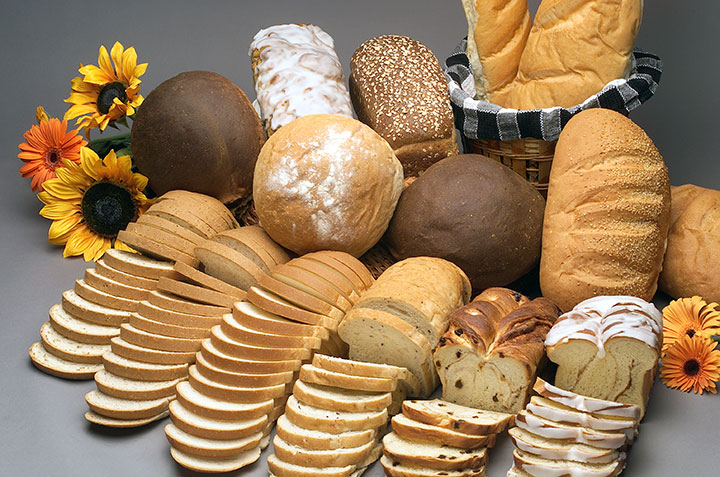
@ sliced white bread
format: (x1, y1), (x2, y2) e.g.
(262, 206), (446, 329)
(157, 194), (234, 233)
(267, 453), (355, 477)
(380, 455), (486, 477)
(391, 414), (495, 450)
(136, 300), (221, 329)
(382, 432), (487, 471)
(233, 300), (329, 340)
(110, 336), (196, 365)
(74, 279), (137, 312)
(195, 240), (265, 290)
(145, 200), (217, 237)
(292, 379), (392, 413)
(49, 304), (119, 345)
(527, 396), (636, 439)
(213, 230), (275, 273)
(275, 414), (377, 451)
(94, 259), (158, 290)
(61, 289), (130, 327)
(533, 378), (642, 421)
(102, 351), (189, 381)
(299, 364), (397, 393)
(126, 221), (197, 256)
(187, 365), (288, 403)
(85, 410), (169, 428)
(311, 354), (421, 396)
(157, 277), (239, 308)
(508, 426), (625, 465)
(287, 257), (360, 304)
(136, 212), (206, 245)
(119, 323), (203, 353)
(94, 369), (183, 401)
(129, 313), (210, 340)
(310, 251), (374, 289)
(284, 395), (388, 433)
(28, 341), (102, 379)
(40, 321), (109, 364)
(164, 422), (262, 458)
(271, 264), (352, 312)
(221, 312), (322, 350)
(246, 286), (338, 329)
(147, 290), (230, 317)
(175, 381), (273, 421)
(200, 338), (303, 374)
(258, 274), (344, 321)
(169, 445), (261, 473)
(515, 411), (627, 450)
(273, 434), (375, 467)
(303, 252), (367, 296)
(401, 399), (515, 436)
(117, 229), (198, 265)
(85, 389), (171, 420)
(195, 352), (295, 387)
(103, 248), (178, 280)
(209, 326), (312, 361)
(512, 449), (625, 477)
(169, 400), (268, 440)
(172, 261), (247, 299)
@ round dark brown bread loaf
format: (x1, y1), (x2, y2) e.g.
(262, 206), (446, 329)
(386, 154), (544, 290)
(131, 71), (265, 204)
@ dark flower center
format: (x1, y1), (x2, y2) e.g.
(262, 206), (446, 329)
(81, 181), (137, 237)
(45, 148), (62, 169)
(686, 329), (696, 338)
(684, 359), (700, 376)
(97, 82), (128, 114)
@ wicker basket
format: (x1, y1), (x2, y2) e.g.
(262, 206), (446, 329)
(464, 137), (556, 198)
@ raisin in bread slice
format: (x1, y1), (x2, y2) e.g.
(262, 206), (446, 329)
(382, 432), (487, 471)
(380, 455), (486, 477)
(401, 399), (514, 435)
(390, 413), (496, 450)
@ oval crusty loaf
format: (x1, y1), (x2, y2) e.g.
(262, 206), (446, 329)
(246, 286), (338, 330)
(39, 321), (109, 364)
(120, 323), (202, 353)
(292, 379), (392, 413)
(94, 259), (158, 290)
(401, 399), (515, 436)
(195, 240), (265, 290)
(156, 277), (239, 308)
(85, 390), (171, 420)
(28, 341), (102, 379)
(232, 301), (329, 340)
(172, 261), (247, 300)
(94, 369), (182, 401)
(508, 426), (624, 465)
(175, 381), (273, 421)
(147, 290), (230, 317)
(194, 352), (294, 387)
(169, 446), (261, 474)
(512, 449), (625, 477)
(540, 108), (671, 312)
(102, 351), (189, 381)
(169, 400), (267, 440)
(382, 432), (487, 471)
(74, 279), (137, 312)
(49, 304), (119, 345)
(61, 289), (130, 327)
(102, 248), (177, 280)
(165, 422), (262, 458)
(272, 434), (375, 468)
(299, 364), (396, 393)
(110, 336), (196, 365)
(284, 395), (388, 433)
(136, 301), (221, 329)
(200, 338), (303, 374)
(380, 454), (486, 477)
(85, 410), (169, 428)
(275, 414), (377, 451)
(390, 414), (495, 450)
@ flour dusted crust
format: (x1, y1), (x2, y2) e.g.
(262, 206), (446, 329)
(253, 114), (403, 257)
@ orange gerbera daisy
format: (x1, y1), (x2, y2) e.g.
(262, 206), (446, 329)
(17, 107), (87, 192)
(662, 296), (720, 353)
(661, 334), (720, 394)
(64, 42), (147, 135)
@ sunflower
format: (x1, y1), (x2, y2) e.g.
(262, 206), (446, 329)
(662, 296), (720, 353)
(64, 42), (147, 134)
(661, 334), (720, 394)
(17, 107), (87, 192)
(38, 147), (152, 261)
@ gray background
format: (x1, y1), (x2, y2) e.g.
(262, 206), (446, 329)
(1, 1), (718, 476)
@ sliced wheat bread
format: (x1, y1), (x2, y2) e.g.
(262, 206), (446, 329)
(172, 261), (247, 299)
(61, 289), (130, 326)
(169, 445), (261, 473)
(508, 426), (625, 465)
(299, 364), (397, 393)
(126, 221), (197, 256)
(288, 258), (359, 303)
(168, 400), (267, 440)
(512, 449), (625, 477)
(145, 200), (218, 237)
(221, 224), (291, 264)
(271, 264), (352, 312)
(136, 213), (205, 245)
(136, 300), (221, 329)
(74, 279), (137, 311)
(515, 411), (628, 450)
(110, 336), (196, 365)
(157, 194), (234, 233)
(232, 300), (329, 340)
(164, 422), (262, 458)
(221, 313), (322, 350)
(120, 323), (202, 353)
(380, 455), (486, 477)
(382, 432), (487, 471)
(187, 365), (287, 403)
(200, 338), (302, 374)
(303, 252), (368, 295)
(39, 321), (109, 364)
(401, 399), (515, 436)
(273, 434), (375, 467)
(157, 277), (239, 308)
(94, 369), (182, 400)
(391, 414), (495, 450)
(275, 414), (377, 451)
(209, 326), (312, 361)
(195, 352), (294, 387)
(103, 248), (177, 280)
(94, 259), (158, 290)
(117, 229), (198, 265)
(102, 351), (189, 381)
(292, 379), (392, 413)
(195, 240), (265, 290)
(147, 290), (230, 317)
(28, 341), (102, 379)
(285, 395), (388, 433)
(85, 389), (171, 420)
(175, 381), (273, 421)
(259, 274), (345, 321)
(49, 304), (119, 344)
(85, 410), (169, 428)
(246, 286), (338, 329)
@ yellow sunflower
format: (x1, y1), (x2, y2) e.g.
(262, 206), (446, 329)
(661, 334), (720, 394)
(662, 296), (720, 353)
(64, 42), (147, 135)
(38, 147), (152, 261)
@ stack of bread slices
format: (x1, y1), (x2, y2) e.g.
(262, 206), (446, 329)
(165, 251), (373, 472)
(507, 378), (640, 476)
(381, 399), (514, 477)
(338, 257), (471, 398)
(268, 354), (415, 477)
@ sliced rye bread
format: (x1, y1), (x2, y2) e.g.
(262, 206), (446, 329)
(287, 257), (359, 303)
(200, 338), (303, 374)
(380, 455), (486, 477)
(110, 336), (196, 365)
(61, 289), (130, 327)
(85, 410), (169, 428)
(187, 365), (288, 403)
(136, 213), (206, 246)
(147, 290), (230, 317)
(533, 378), (642, 421)
(175, 381), (273, 421)
(527, 396), (637, 438)
(221, 313), (322, 350)
(157, 277), (239, 308)
(258, 274), (344, 321)
(338, 307), (436, 398)
(145, 200), (218, 238)
(401, 399), (515, 436)
(271, 264), (353, 312)
(40, 321), (109, 364)
(164, 422), (262, 458)
(232, 300), (329, 340)
(311, 251), (374, 289)
(390, 414), (495, 450)
(292, 379), (392, 413)
(136, 300), (222, 329)
(85, 389), (171, 420)
(126, 221), (198, 256)
(284, 395), (388, 433)
(94, 259), (158, 290)
(512, 449), (625, 477)
(169, 445), (261, 473)
(195, 352), (295, 387)
(117, 229), (198, 265)
(299, 364), (397, 393)
(514, 411), (628, 450)
(74, 279), (137, 312)
(172, 261), (247, 299)
(209, 326), (313, 361)
(508, 427), (625, 465)
(246, 286), (338, 329)
(129, 313), (210, 340)
(312, 354), (421, 397)
(169, 400), (268, 440)
(195, 240), (265, 290)
(28, 341), (102, 379)
(49, 304), (119, 345)
(120, 323), (203, 353)
(102, 351), (189, 381)
(94, 369), (183, 401)
(223, 224), (291, 265)
(382, 432), (487, 471)
(275, 414), (377, 451)
(273, 434), (376, 467)
(103, 248), (178, 280)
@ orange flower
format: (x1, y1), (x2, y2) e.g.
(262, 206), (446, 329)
(661, 334), (720, 394)
(662, 296), (720, 353)
(17, 107), (87, 192)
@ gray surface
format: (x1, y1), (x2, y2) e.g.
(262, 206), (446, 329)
(1, 1), (718, 476)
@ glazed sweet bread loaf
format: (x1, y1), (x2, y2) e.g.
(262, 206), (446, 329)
(433, 288), (559, 414)
(545, 296), (662, 417)
(250, 24), (353, 135)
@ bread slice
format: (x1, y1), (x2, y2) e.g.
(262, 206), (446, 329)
(284, 395), (388, 433)
(513, 449), (625, 477)
(216, 224), (291, 265)
(136, 300), (221, 329)
(169, 445), (261, 473)
(136, 212), (205, 246)
(61, 289), (131, 327)
(313, 251), (374, 289)
(401, 399), (515, 435)
(200, 338), (303, 374)
(102, 351), (189, 381)
(103, 248), (177, 280)
(158, 194), (234, 233)
(209, 326), (312, 361)
(221, 312), (322, 350)
(391, 414), (495, 450)
(275, 414), (377, 451)
(175, 381), (273, 421)
(117, 229), (198, 265)
(74, 279), (137, 312)
(267, 453), (355, 477)
(233, 300), (329, 340)
(85, 410), (169, 428)
(382, 432), (487, 470)
(271, 264), (353, 312)
(533, 378), (641, 421)
(299, 364), (397, 393)
(110, 337), (195, 365)
(85, 389), (171, 420)
(169, 400), (267, 440)
(126, 221), (198, 256)
(527, 396), (636, 438)
(94, 369), (183, 400)
(273, 434), (375, 467)
(514, 411), (627, 450)
(303, 252), (367, 296)
(147, 290), (230, 317)
(157, 277), (239, 308)
(195, 352), (294, 387)
(120, 323), (203, 353)
(146, 200), (217, 237)
(312, 354), (421, 397)
(164, 422), (262, 458)
(213, 229), (276, 273)
(129, 313), (210, 340)
(259, 274), (345, 321)
(195, 240), (265, 290)
(187, 365), (287, 403)
(40, 321), (109, 364)
(94, 259), (158, 290)
(288, 258), (359, 303)
(49, 304), (119, 344)
(508, 426), (624, 465)
(28, 341), (102, 379)
(380, 455), (486, 477)
(246, 286), (338, 329)
(172, 261), (247, 300)
(292, 379), (392, 413)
